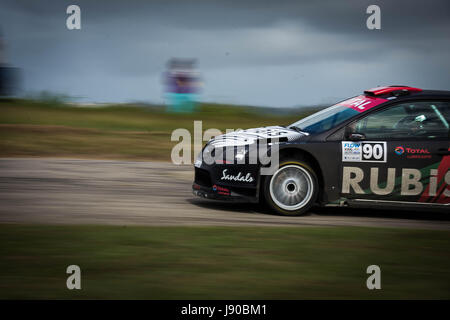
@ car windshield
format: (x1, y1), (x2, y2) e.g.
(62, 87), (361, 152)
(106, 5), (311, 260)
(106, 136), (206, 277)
(289, 104), (360, 134)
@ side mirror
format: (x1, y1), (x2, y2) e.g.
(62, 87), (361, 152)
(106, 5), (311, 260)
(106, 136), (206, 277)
(344, 126), (366, 141)
(348, 133), (366, 141)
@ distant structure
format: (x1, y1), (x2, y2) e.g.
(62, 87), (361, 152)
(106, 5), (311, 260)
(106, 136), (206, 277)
(163, 58), (201, 113)
(0, 27), (20, 97)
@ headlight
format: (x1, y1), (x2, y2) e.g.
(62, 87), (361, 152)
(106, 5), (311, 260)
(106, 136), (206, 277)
(195, 144), (212, 167)
(235, 147), (247, 162)
(196, 144), (248, 165)
(194, 154), (202, 168)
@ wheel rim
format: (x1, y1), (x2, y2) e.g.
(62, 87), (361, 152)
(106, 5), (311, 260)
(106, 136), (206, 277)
(269, 164), (314, 211)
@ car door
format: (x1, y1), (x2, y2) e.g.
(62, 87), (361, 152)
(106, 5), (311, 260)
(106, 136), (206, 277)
(340, 100), (450, 204)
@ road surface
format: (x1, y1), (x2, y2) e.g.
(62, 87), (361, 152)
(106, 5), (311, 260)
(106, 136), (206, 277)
(0, 158), (449, 230)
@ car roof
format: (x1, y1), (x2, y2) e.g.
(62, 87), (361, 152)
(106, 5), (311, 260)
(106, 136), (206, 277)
(411, 89), (450, 98)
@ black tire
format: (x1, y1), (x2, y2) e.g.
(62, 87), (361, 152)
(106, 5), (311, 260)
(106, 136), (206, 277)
(263, 158), (318, 216)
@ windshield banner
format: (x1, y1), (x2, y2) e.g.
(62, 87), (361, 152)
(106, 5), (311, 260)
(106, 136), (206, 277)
(337, 95), (388, 113)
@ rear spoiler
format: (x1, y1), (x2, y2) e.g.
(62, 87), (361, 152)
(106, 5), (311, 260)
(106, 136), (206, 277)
(364, 86), (422, 97)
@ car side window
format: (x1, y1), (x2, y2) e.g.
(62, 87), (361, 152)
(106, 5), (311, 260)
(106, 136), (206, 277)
(351, 101), (450, 140)
(435, 101), (450, 123)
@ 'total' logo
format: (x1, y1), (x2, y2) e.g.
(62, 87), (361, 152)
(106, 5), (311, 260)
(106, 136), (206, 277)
(395, 146), (405, 155)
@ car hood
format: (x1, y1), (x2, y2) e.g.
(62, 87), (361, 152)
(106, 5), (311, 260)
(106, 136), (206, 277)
(207, 126), (307, 148)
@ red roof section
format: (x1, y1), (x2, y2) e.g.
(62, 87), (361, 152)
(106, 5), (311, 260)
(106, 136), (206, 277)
(364, 86), (422, 96)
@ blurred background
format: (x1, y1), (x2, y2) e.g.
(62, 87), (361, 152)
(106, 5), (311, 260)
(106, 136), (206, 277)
(0, 0), (449, 160)
(1, 0), (450, 106)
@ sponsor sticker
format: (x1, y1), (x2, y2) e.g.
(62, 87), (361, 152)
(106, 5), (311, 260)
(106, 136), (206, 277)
(212, 184), (231, 195)
(220, 169), (254, 183)
(394, 146), (431, 159)
(394, 146), (405, 155)
(342, 142), (362, 162)
(342, 141), (387, 163)
(337, 95), (388, 113)
(342, 166), (450, 199)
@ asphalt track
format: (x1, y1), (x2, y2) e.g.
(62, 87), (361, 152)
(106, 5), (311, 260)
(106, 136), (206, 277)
(0, 158), (449, 230)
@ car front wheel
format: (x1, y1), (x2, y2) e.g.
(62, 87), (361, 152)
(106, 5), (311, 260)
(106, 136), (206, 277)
(263, 159), (318, 216)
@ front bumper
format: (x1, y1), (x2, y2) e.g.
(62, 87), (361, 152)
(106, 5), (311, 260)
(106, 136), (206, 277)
(192, 164), (260, 203)
(192, 183), (258, 203)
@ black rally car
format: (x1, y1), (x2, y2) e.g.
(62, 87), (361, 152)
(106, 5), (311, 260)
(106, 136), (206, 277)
(193, 86), (450, 215)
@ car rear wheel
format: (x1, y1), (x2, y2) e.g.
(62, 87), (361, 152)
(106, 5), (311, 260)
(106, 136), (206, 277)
(263, 159), (318, 216)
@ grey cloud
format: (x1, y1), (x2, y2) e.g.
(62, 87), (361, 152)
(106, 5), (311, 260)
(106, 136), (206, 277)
(0, 0), (449, 106)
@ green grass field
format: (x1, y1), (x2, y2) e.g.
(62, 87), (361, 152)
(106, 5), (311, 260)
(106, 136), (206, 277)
(0, 99), (315, 160)
(0, 224), (449, 299)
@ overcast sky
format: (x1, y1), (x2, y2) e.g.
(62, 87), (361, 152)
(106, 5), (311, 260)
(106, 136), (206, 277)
(0, 0), (449, 107)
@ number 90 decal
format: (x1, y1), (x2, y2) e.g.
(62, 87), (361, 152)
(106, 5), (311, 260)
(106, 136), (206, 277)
(342, 141), (387, 163)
